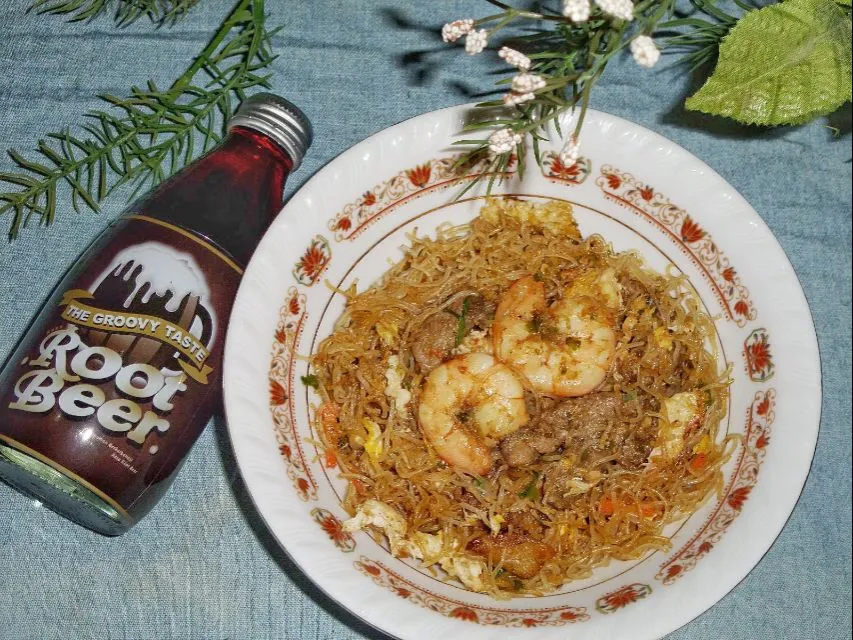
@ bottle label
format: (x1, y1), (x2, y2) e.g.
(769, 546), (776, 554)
(0, 215), (241, 518)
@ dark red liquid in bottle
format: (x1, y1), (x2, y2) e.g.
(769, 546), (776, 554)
(0, 94), (311, 535)
(141, 127), (293, 266)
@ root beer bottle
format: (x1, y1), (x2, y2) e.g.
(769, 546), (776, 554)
(0, 93), (312, 535)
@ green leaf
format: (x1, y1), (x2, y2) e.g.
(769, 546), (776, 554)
(685, 0), (853, 125)
(301, 374), (319, 389)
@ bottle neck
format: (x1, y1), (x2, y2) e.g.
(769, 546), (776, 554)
(133, 127), (295, 267)
(218, 126), (295, 177)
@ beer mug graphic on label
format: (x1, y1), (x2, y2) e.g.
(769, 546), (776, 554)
(79, 242), (217, 376)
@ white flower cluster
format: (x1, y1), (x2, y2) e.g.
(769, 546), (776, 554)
(595, 0), (634, 21)
(504, 92), (534, 106)
(441, 19), (473, 43)
(559, 136), (581, 166)
(562, 0), (590, 22)
(499, 49), (538, 106)
(488, 128), (522, 155)
(465, 29), (489, 55)
(442, 19), (488, 55)
(630, 35), (660, 68)
(511, 73), (546, 94)
(498, 46), (531, 71)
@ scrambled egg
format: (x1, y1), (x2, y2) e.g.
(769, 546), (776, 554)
(384, 355), (411, 411)
(480, 198), (581, 239)
(440, 556), (486, 592)
(376, 319), (399, 346)
(343, 499), (488, 592)
(653, 326), (674, 350)
(453, 329), (493, 356)
(649, 391), (705, 462)
(361, 418), (384, 463)
(342, 499), (408, 554)
(692, 433), (713, 455)
(568, 267), (623, 310)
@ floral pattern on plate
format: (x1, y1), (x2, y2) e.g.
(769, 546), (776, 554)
(595, 165), (756, 327)
(541, 152), (591, 185)
(657, 389), (776, 584)
(327, 155), (515, 242)
(269, 287), (317, 501)
(293, 235), (331, 286)
(744, 328), (774, 382)
(311, 508), (356, 552)
(354, 557), (590, 627)
(596, 584), (653, 614)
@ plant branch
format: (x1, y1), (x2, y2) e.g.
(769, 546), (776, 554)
(29, 0), (200, 25)
(1, 0), (276, 239)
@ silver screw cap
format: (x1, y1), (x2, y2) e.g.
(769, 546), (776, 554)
(227, 92), (313, 169)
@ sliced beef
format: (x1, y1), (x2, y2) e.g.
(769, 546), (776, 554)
(410, 294), (495, 372)
(500, 431), (561, 467)
(409, 314), (456, 372)
(500, 392), (630, 468)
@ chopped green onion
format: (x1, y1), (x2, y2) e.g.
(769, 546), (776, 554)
(301, 374), (319, 389)
(454, 296), (472, 346)
(519, 471), (541, 500)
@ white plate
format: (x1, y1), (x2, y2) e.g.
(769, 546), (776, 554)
(222, 105), (820, 640)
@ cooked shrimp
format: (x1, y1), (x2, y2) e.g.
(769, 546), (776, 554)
(493, 275), (617, 397)
(417, 352), (529, 476)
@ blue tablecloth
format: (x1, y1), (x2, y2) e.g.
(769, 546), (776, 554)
(1, 2), (850, 638)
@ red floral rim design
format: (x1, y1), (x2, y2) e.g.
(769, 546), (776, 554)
(293, 235), (332, 286)
(596, 583), (653, 614)
(657, 389), (776, 584)
(595, 165), (756, 327)
(542, 151), (591, 185)
(327, 155), (516, 242)
(355, 557), (590, 627)
(269, 287), (318, 501)
(744, 328), (774, 382)
(311, 508), (356, 552)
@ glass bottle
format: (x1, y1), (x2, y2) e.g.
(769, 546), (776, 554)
(0, 93), (312, 535)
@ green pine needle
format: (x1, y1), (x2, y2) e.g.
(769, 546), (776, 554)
(662, 0), (741, 72)
(2, 0), (276, 239)
(29, 0), (200, 25)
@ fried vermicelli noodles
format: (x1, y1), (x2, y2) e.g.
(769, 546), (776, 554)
(310, 198), (735, 598)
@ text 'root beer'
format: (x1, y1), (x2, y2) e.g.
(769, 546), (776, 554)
(0, 93), (312, 535)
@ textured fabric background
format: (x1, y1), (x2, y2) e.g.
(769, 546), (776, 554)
(0, 1), (850, 639)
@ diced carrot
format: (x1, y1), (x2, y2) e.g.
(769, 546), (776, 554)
(318, 401), (339, 426)
(317, 402), (342, 444)
(324, 450), (338, 468)
(690, 453), (708, 471)
(351, 478), (367, 496)
(599, 496), (658, 518)
(639, 502), (660, 518)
